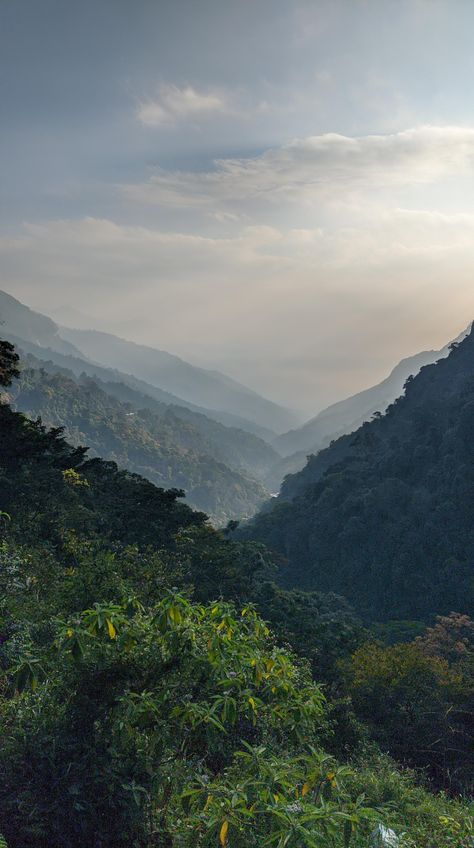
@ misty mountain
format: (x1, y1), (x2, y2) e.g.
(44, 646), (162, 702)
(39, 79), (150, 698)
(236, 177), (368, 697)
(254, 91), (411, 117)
(17, 348), (279, 482)
(245, 325), (474, 620)
(59, 326), (298, 434)
(8, 358), (272, 525)
(0, 290), (278, 439)
(273, 330), (470, 459)
(0, 289), (84, 358)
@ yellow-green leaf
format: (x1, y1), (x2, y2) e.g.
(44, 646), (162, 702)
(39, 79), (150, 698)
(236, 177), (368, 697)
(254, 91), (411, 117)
(219, 820), (229, 846)
(106, 618), (116, 639)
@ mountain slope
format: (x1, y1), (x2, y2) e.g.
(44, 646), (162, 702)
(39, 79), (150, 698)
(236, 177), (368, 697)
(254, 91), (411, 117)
(246, 326), (474, 620)
(274, 328), (470, 459)
(15, 348), (279, 481)
(0, 288), (84, 358)
(8, 362), (270, 524)
(0, 290), (278, 439)
(59, 326), (297, 433)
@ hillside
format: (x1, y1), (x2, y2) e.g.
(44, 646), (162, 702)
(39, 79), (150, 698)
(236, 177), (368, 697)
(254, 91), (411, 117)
(59, 325), (298, 433)
(246, 326), (474, 621)
(273, 328), (470, 460)
(0, 290), (289, 438)
(7, 359), (271, 524)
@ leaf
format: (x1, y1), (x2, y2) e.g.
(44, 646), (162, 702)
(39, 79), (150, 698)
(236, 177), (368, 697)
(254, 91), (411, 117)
(106, 618), (116, 640)
(301, 782), (310, 797)
(219, 820), (229, 846)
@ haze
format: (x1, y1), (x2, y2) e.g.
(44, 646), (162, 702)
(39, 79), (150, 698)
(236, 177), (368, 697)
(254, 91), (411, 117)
(1, 0), (474, 414)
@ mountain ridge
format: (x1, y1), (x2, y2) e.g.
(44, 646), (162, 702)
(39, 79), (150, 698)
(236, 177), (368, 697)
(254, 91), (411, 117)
(0, 290), (282, 439)
(8, 357), (272, 524)
(58, 326), (298, 433)
(245, 324), (474, 620)
(273, 328), (470, 459)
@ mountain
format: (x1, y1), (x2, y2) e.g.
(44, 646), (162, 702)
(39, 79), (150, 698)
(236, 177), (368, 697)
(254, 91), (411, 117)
(0, 289), (85, 358)
(245, 326), (474, 621)
(0, 290), (280, 439)
(0, 289), (295, 436)
(7, 354), (275, 524)
(273, 328), (470, 459)
(59, 327), (297, 434)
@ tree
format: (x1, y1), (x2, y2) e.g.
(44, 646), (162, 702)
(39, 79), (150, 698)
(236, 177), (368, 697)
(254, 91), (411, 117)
(0, 339), (19, 387)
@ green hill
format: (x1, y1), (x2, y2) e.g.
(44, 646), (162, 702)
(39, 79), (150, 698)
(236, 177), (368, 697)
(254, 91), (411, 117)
(8, 359), (272, 525)
(246, 326), (474, 621)
(0, 289), (298, 434)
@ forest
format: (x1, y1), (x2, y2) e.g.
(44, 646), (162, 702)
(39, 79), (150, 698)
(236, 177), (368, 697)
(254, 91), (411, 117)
(7, 356), (273, 525)
(246, 328), (474, 621)
(0, 336), (473, 847)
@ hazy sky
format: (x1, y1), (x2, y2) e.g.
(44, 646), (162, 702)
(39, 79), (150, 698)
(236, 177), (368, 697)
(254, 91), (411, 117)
(1, 0), (474, 414)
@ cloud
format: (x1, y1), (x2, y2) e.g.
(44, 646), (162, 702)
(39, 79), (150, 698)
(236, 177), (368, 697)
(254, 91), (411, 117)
(137, 84), (227, 126)
(123, 125), (474, 207)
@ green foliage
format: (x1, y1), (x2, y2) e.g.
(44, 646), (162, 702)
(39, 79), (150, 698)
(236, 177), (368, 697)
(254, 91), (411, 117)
(345, 623), (474, 794)
(0, 339), (472, 846)
(0, 399), (205, 549)
(0, 339), (19, 387)
(1, 593), (370, 847)
(345, 756), (474, 848)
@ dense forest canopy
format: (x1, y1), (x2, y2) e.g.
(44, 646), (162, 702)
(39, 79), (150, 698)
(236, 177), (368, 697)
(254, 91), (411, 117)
(246, 327), (474, 621)
(6, 357), (273, 525)
(0, 337), (473, 846)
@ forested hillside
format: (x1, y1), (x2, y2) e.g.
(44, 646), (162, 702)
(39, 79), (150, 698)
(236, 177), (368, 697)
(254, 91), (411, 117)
(7, 357), (275, 524)
(0, 289), (296, 436)
(273, 342), (463, 458)
(60, 325), (298, 433)
(0, 337), (472, 847)
(246, 327), (474, 621)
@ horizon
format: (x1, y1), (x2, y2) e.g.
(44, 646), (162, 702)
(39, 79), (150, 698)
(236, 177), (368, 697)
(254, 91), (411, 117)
(2, 0), (474, 413)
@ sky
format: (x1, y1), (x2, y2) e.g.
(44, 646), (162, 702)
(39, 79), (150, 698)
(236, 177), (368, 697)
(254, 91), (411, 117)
(1, 0), (474, 415)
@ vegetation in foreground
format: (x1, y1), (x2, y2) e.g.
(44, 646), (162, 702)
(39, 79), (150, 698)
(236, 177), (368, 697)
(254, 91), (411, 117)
(0, 339), (472, 846)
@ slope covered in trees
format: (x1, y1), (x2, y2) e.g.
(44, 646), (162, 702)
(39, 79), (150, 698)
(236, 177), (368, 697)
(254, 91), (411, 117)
(0, 338), (472, 847)
(0, 289), (297, 435)
(7, 358), (274, 524)
(60, 324), (299, 433)
(273, 340), (464, 458)
(246, 327), (474, 621)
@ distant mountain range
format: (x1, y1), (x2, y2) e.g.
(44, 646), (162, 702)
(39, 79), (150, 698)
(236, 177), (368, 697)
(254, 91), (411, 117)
(59, 325), (299, 434)
(0, 290), (289, 522)
(8, 357), (275, 524)
(2, 289), (470, 524)
(0, 290), (297, 436)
